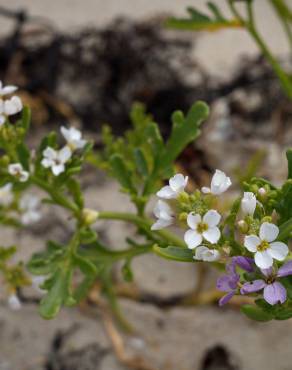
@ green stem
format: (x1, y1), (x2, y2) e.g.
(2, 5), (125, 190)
(270, 0), (292, 54)
(98, 211), (186, 248)
(228, 0), (292, 100)
(30, 175), (80, 217)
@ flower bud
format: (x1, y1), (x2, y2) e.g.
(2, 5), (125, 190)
(237, 220), (248, 234)
(262, 216), (272, 223)
(178, 212), (188, 222)
(177, 191), (189, 202)
(257, 187), (267, 201)
(241, 192), (256, 216)
(82, 208), (99, 225)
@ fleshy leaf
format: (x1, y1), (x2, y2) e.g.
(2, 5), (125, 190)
(153, 246), (193, 262)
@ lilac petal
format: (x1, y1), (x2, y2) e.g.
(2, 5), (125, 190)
(261, 267), (273, 277)
(277, 261), (292, 278)
(233, 256), (254, 272)
(240, 280), (266, 294)
(219, 291), (235, 306)
(226, 260), (236, 275)
(263, 282), (287, 305)
(217, 274), (238, 292)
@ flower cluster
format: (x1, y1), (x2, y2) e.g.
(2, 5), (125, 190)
(41, 126), (87, 176)
(152, 169), (291, 308)
(0, 81), (22, 126)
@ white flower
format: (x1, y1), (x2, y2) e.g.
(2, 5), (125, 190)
(0, 96), (23, 126)
(244, 222), (289, 269)
(8, 163), (29, 182)
(0, 80), (17, 96)
(41, 146), (72, 176)
(202, 169), (231, 195)
(157, 173), (188, 199)
(194, 246), (220, 262)
(0, 183), (13, 207)
(8, 294), (22, 310)
(184, 210), (221, 249)
(61, 126), (87, 151)
(19, 194), (42, 225)
(241, 192), (257, 216)
(151, 200), (174, 230)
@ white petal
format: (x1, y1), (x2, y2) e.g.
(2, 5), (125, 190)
(74, 139), (87, 149)
(202, 249), (220, 262)
(8, 294), (22, 310)
(254, 251), (273, 269)
(52, 164), (65, 176)
(8, 163), (21, 175)
(241, 192), (257, 216)
(187, 212), (201, 230)
(19, 171), (29, 182)
(194, 246), (209, 260)
(60, 126), (70, 141)
(1, 85), (17, 95)
(203, 209), (221, 227)
(4, 96), (22, 115)
(153, 200), (172, 220)
(0, 115), (5, 126)
(41, 158), (53, 168)
(58, 146), (72, 163)
(194, 246), (220, 261)
(151, 218), (173, 230)
(169, 173), (188, 192)
(156, 185), (176, 199)
(267, 242), (289, 261)
(43, 147), (57, 160)
(259, 222), (279, 242)
(244, 235), (260, 252)
(201, 186), (211, 194)
(184, 229), (202, 249)
(210, 169), (232, 195)
(203, 226), (220, 244)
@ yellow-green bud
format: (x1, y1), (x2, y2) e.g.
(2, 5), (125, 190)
(82, 208), (99, 225)
(237, 220), (248, 234)
(178, 212), (188, 222)
(178, 191), (189, 202)
(262, 216), (272, 223)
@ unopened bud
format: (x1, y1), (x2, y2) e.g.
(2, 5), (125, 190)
(237, 220), (248, 234)
(178, 191), (189, 202)
(178, 212), (188, 222)
(82, 208), (99, 225)
(257, 187), (267, 201)
(262, 216), (272, 223)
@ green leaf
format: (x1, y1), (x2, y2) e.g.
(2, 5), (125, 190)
(73, 253), (97, 276)
(109, 154), (136, 193)
(39, 268), (75, 319)
(79, 228), (98, 244)
(241, 304), (274, 322)
(286, 148), (292, 179)
(165, 5), (242, 31)
(207, 2), (225, 21)
(67, 179), (84, 209)
(153, 245), (193, 262)
(122, 259), (134, 282)
(16, 143), (30, 170)
(20, 106), (31, 133)
(159, 101), (209, 169)
(133, 148), (148, 177)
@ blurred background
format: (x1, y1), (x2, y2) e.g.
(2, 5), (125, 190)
(0, 1), (292, 369)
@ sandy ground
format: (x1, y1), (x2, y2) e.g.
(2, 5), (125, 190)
(0, 1), (292, 369)
(0, 0), (292, 76)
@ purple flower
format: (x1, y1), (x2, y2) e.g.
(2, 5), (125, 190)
(240, 261), (292, 305)
(217, 256), (254, 306)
